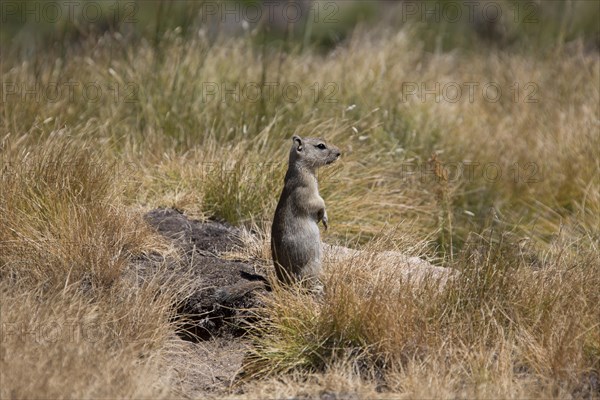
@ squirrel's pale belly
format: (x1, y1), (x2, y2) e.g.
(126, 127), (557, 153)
(273, 216), (321, 279)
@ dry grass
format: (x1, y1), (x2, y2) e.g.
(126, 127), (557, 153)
(1, 10), (599, 399)
(243, 228), (599, 396)
(0, 136), (190, 398)
(0, 277), (178, 399)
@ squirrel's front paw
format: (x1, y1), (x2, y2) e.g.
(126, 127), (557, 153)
(322, 213), (328, 230)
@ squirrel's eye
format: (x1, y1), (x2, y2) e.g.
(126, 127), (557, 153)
(316, 143), (327, 149)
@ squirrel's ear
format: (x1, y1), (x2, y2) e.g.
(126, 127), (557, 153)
(292, 135), (303, 151)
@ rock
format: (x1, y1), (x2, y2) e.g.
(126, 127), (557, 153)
(323, 244), (457, 287)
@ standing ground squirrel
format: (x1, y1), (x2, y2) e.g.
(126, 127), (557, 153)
(271, 135), (341, 287)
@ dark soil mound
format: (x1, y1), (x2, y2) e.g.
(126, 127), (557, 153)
(142, 208), (269, 340)
(144, 208), (243, 255)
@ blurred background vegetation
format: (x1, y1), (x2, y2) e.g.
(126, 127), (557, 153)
(2, 0), (599, 59)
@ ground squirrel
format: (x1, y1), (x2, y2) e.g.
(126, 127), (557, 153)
(271, 135), (341, 287)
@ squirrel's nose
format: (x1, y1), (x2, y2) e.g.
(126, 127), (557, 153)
(335, 151), (341, 158)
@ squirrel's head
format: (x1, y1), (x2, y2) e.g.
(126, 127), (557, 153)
(289, 135), (341, 170)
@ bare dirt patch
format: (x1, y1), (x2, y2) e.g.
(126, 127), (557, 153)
(164, 336), (249, 398)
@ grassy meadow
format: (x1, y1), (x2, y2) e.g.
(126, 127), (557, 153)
(1, 1), (599, 398)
